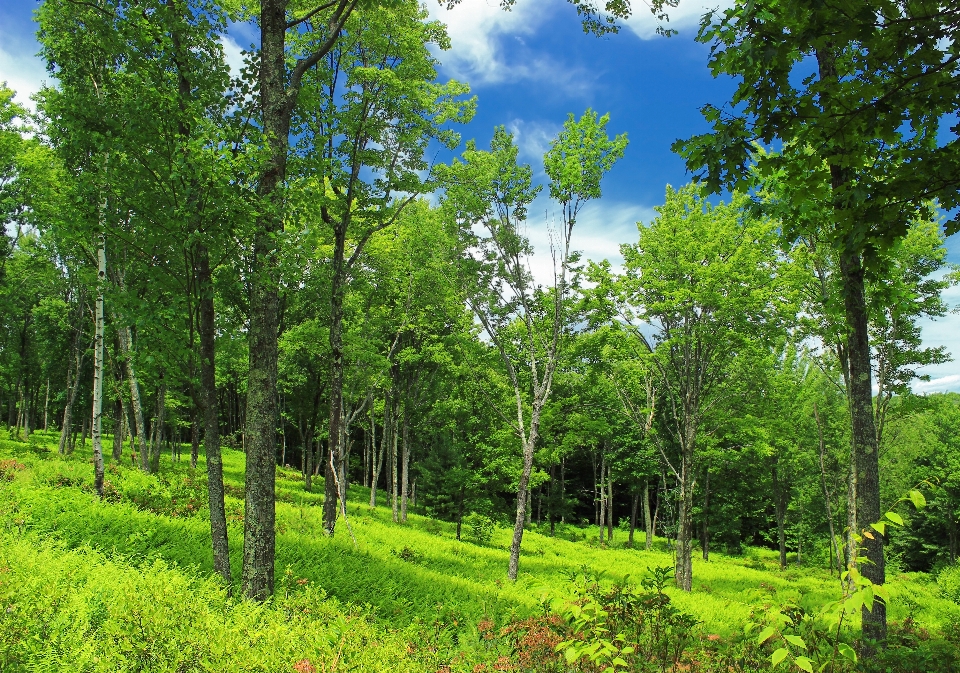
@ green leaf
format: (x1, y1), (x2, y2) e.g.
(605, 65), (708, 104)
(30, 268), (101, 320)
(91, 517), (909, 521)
(784, 634), (806, 649)
(757, 626), (776, 644)
(772, 648), (789, 666)
(870, 521), (886, 535)
(794, 655), (814, 672)
(885, 511), (904, 526)
(837, 642), (857, 662)
(909, 490), (926, 509)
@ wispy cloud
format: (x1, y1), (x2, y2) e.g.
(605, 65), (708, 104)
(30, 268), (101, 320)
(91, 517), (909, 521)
(913, 374), (960, 394)
(624, 0), (733, 40)
(426, 0), (594, 94)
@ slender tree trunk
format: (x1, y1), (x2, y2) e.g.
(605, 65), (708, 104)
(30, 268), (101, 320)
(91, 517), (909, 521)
(598, 453), (607, 543)
(702, 467), (710, 562)
(400, 407), (410, 523)
(772, 458), (788, 570)
(150, 382), (166, 473)
(116, 324), (149, 471)
(58, 353), (80, 455)
(456, 485), (465, 541)
(507, 400), (545, 581)
(675, 424), (696, 591)
(815, 403), (842, 576)
(607, 468), (614, 541)
(190, 408), (200, 469)
(91, 234), (106, 496)
(197, 244), (231, 588)
(43, 379), (49, 432)
(369, 403), (384, 507)
(112, 398), (123, 461)
(629, 491), (638, 546)
(391, 405), (400, 522)
(644, 479), (653, 550)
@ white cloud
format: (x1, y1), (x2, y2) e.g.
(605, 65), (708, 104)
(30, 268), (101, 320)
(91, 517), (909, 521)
(220, 35), (248, 83)
(913, 374), (960, 394)
(506, 118), (563, 165)
(624, 0), (733, 40)
(0, 43), (48, 109)
(427, 0), (593, 92)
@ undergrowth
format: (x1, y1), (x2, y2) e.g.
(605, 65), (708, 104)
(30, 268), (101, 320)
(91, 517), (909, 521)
(1, 433), (958, 672)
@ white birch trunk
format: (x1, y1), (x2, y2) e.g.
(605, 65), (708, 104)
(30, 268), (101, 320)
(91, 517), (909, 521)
(91, 233), (106, 496)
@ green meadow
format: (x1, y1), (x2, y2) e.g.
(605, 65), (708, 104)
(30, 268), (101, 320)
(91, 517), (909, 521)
(2, 432), (958, 672)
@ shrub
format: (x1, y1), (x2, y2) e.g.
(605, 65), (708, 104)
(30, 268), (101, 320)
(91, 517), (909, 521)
(463, 513), (496, 546)
(940, 564), (960, 604)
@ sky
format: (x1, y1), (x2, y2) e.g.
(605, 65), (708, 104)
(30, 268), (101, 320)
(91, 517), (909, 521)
(1, 0), (958, 392)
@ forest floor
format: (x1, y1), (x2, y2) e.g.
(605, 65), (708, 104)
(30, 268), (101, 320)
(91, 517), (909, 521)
(1, 431), (958, 672)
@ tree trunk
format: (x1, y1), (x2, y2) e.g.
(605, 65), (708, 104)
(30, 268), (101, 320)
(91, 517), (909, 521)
(323, 446), (337, 534)
(629, 491), (639, 546)
(197, 244), (231, 588)
(644, 479), (653, 550)
(116, 324), (149, 472)
(150, 381), (166, 473)
(112, 398), (123, 461)
(772, 458), (788, 570)
(598, 453), (607, 543)
(702, 467), (710, 562)
(400, 406), (410, 523)
(391, 404), (400, 522)
(840, 247), (885, 646)
(240, 0), (294, 601)
(508, 397), (545, 580)
(91, 234), (106, 497)
(58, 350), (81, 455)
(607, 469), (614, 541)
(43, 379), (49, 433)
(675, 425), (696, 591)
(815, 403), (843, 576)
(190, 407), (200, 469)
(369, 403), (384, 507)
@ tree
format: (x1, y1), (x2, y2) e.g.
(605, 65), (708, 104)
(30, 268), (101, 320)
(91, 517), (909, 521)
(442, 111), (626, 580)
(613, 185), (782, 590)
(676, 0), (960, 643)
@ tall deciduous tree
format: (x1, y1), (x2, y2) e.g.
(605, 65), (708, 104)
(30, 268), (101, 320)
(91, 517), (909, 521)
(442, 111), (626, 580)
(676, 0), (960, 643)
(615, 185), (782, 590)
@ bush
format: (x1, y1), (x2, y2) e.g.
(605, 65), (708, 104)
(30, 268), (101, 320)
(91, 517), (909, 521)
(940, 564), (960, 604)
(463, 512), (496, 546)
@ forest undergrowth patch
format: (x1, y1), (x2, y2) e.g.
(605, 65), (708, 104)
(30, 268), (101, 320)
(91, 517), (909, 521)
(2, 435), (959, 672)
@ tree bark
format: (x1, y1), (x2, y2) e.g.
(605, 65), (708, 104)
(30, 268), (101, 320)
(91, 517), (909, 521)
(400, 405), (410, 523)
(644, 480), (653, 551)
(58, 347), (81, 455)
(702, 467), (710, 562)
(112, 398), (123, 461)
(116, 324), (149, 471)
(675, 423), (696, 591)
(197, 244), (231, 588)
(772, 457), (788, 570)
(840, 247), (886, 645)
(629, 490), (638, 546)
(815, 403), (843, 576)
(91, 234), (106, 497)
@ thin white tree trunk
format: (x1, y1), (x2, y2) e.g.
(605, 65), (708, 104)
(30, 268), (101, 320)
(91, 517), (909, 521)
(91, 233), (106, 496)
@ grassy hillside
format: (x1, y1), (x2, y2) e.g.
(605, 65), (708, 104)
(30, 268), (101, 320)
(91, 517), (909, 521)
(1, 432), (958, 672)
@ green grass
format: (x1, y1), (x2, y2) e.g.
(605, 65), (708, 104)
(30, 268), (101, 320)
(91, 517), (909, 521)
(1, 431), (958, 671)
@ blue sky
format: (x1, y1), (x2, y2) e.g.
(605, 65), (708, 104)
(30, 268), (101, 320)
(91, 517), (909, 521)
(2, 0), (958, 391)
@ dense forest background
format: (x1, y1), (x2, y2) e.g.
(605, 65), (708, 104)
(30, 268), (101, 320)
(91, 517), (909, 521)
(0, 0), (959, 666)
